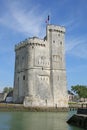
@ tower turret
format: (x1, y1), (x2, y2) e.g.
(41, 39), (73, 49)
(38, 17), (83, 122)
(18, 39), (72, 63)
(47, 25), (68, 107)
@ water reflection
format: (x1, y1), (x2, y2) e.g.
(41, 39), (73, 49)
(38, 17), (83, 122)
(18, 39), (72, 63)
(0, 111), (84, 130)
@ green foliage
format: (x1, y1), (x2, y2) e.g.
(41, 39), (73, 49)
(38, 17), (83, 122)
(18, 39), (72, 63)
(3, 87), (13, 93)
(71, 85), (87, 98)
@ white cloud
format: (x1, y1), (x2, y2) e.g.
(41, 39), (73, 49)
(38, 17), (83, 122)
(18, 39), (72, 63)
(0, 0), (47, 37)
(66, 37), (85, 52)
(63, 15), (87, 59)
(71, 43), (87, 59)
(66, 36), (87, 59)
(0, 0), (87, 60)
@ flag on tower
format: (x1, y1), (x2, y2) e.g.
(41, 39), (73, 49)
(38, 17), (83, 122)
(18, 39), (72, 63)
(45, 15), (50, 24)
(48, 15), (49, 21)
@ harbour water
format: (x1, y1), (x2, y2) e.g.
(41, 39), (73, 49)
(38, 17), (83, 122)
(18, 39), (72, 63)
(0, 111), (84, 130)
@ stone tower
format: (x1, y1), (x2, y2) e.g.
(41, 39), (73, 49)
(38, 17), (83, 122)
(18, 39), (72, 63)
(13, 24), (68, 107)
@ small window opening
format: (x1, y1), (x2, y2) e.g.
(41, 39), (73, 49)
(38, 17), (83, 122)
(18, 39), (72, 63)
(60, 41), (62, 45)
(22, 56), (24, 60)
(58, 33), (60, 36)
(23, 75), (25, 80)
(53, 40), (55, 43)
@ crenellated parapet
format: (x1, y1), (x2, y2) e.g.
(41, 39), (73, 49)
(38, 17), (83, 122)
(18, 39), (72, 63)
(15, 37), (47, 51)
(47, 24), (65, 33)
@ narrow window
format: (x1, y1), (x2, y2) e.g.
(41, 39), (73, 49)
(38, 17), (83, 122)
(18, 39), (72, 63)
(60, 41), (62, 45)
(58, 33), (60, 36)
(16, 55), (19, 60)
(53, 40), (55, 43)
(16, 56), (19, 64)
(22, 56), (24, 60)
(23, 75), (25, 80)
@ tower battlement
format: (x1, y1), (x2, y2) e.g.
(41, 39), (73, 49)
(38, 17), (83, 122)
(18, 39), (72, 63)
(47, 24), (65, 33)
(15, 37), (47, 51)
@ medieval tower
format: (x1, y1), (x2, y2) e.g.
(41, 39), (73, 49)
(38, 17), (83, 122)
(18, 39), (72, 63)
(13, 24), (68, 107)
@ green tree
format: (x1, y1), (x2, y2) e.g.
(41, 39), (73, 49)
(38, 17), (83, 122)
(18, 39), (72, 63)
(71, 85), (87, 99)
(3, 87), (13, 93)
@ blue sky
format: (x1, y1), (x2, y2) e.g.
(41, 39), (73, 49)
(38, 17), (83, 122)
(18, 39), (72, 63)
(0, 0), (87, 91)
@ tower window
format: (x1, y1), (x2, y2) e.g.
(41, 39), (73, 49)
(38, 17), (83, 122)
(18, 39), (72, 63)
(58, 34), (60, 36)
(22, 56), (24, 60)
(53, 40), (55, 43)
(16, 56), (19, 64)
(23, 75), (25, 80)
(60, 41), (62, 45)
(16, 55), (19, 60)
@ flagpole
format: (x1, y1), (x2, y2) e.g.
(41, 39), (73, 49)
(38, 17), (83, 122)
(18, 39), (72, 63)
(48, 15), (50, 24)
(45, 15), (50, 25)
